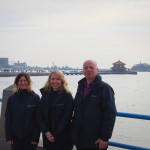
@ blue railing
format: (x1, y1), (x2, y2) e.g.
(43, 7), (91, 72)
(117, 112), (150, 120)
(108, 112), (150, 149)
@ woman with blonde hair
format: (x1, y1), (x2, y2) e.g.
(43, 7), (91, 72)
(37, 70), (73, 150)
(5, 72), (40, 150)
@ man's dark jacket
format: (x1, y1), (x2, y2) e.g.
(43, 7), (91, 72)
(5, 90), (40, 142)
(71, 75), (117, 149)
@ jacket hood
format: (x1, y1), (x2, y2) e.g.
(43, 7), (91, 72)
(40, 87), (66, 96)
(40, 87), (51, 95)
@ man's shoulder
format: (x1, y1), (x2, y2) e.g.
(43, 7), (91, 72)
(101, 80), (110, 86)
(100, 80), (115, 95)
(78, 77), (86, 84)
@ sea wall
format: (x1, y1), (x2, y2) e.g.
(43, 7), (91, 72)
(0, 72), (49, 77)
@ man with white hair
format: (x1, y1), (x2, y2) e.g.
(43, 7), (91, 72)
(72, 59), (117, 150)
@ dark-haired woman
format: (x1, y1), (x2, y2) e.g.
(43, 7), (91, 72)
(5, 72), (40, 150)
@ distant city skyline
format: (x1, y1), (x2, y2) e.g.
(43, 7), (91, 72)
(1, 57), (149, 70)
(1, 0), (150, 69)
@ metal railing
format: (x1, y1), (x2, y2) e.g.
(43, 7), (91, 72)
(108, 112), (150, 150)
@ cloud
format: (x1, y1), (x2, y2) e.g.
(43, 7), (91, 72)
(0, 0), (150, 68)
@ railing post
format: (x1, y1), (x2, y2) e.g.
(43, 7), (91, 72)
(0, 85), (14, 150)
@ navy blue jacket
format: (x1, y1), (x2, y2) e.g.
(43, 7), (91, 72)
(72, 75), (117, 148)
(37, 88), (73, 141)
(5, 89), (40, 142)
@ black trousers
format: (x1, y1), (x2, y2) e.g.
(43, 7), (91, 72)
(44, 138), (73, 150)
(11, 136), (37, 150)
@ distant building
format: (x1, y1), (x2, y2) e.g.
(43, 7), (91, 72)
(0, 58), (9, 68)
(111, 60), (127, 72)
(131, 63), (150, 72)
(13, 61), (27, 69)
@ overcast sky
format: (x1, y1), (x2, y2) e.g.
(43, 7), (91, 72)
(0, 0), (150, 69)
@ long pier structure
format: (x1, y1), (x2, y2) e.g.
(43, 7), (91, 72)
(0, 69), (137, 77)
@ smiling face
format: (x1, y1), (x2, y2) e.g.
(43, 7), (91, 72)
(17, 76), (29, 90)
(50, 73), (62, 91)
(14, 72), (32, 92)
(83, 60), (98, 81)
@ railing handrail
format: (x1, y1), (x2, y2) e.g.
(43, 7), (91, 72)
(117, 112), (150, 120)
(109, 112), (150, 149)
(109, 141), (150, 150)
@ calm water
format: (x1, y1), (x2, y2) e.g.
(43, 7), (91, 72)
(0, 72), (150, 149)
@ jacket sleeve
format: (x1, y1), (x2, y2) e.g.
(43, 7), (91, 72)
(5, 97), (13, 141)
(32, 94), (41, 142)
(53, 93), (73, 138)
(99, 84), (117, 141)
(36, 95), (49, 135)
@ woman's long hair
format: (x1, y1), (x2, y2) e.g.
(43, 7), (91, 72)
(44, 70), (70, 93)
(13, 72), (32, 92)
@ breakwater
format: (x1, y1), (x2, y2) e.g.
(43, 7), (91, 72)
(0, 71), (83, 77)
(0, 72), (50, 77)
(0, 70), (137, 77)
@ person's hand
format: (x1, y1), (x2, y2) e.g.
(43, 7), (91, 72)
(31, 141), (38, 145)
(45, 131), (55, 142)
(6, 140), (13, 144)
(95, 138), (108, 149)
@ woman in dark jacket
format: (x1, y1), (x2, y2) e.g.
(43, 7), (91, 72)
(5, 72), (40, 150)
(37, 70), (73, 150)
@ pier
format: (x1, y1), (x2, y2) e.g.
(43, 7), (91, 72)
(0, 70), (137, 77)
(0, 71), (50, 77)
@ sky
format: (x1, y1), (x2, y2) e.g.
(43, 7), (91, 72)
(0, 0), (150, 69)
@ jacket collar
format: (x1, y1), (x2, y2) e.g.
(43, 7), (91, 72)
(78, 74), (102, 87)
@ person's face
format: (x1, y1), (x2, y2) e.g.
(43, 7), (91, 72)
(18, 76), (29, 89)
(83, 61), (98, 80)
(50, 73), (62, 91)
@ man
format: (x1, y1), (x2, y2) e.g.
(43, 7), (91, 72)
(72, 59), (117, 150)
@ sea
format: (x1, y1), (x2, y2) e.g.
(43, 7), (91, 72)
(0, 72), (150, 149)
